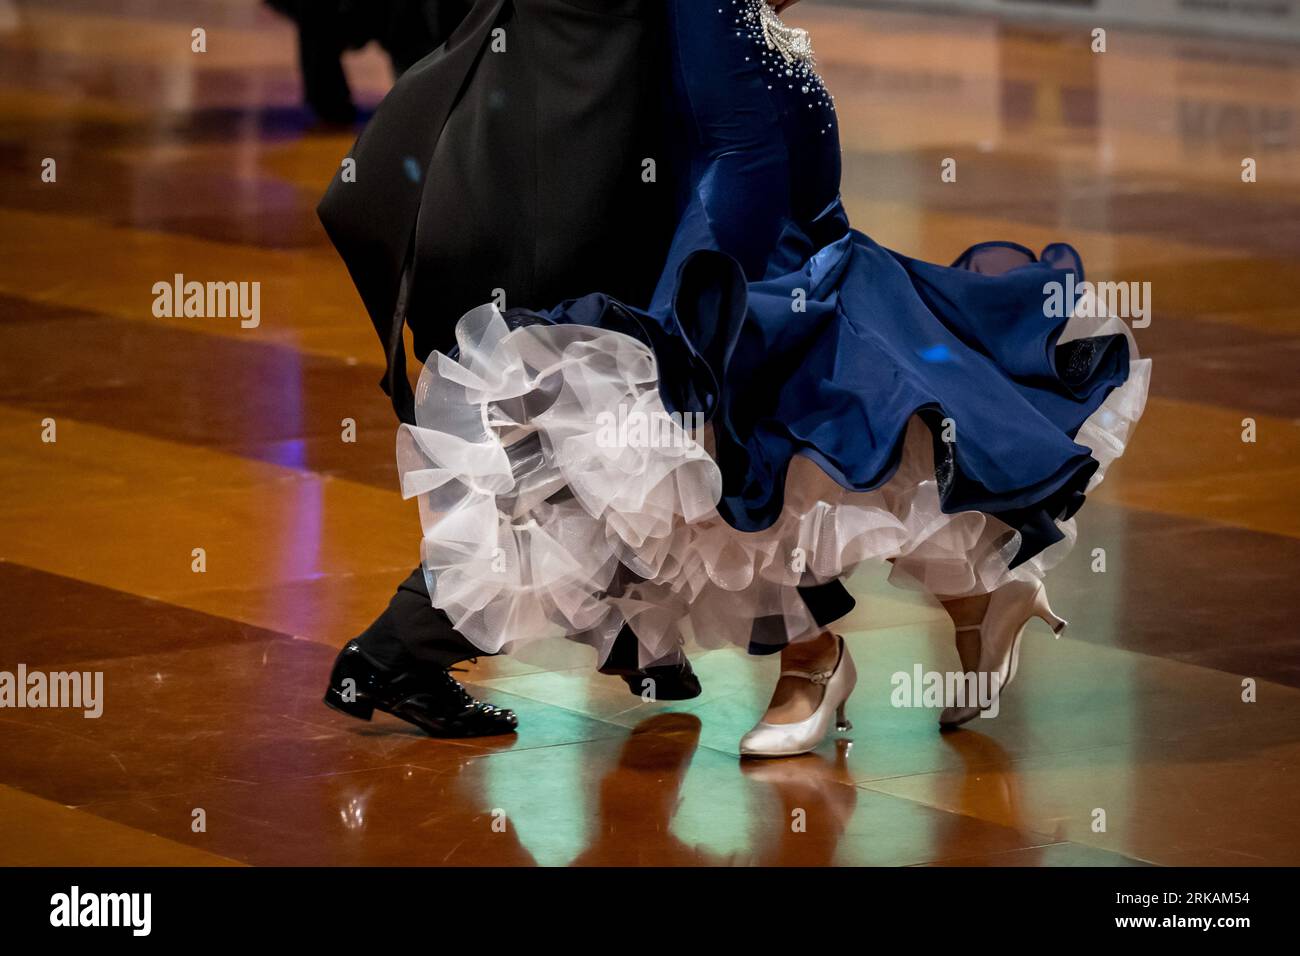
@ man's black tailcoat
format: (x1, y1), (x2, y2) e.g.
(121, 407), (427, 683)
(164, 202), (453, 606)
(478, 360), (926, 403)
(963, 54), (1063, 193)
(317, 0), (674, 423)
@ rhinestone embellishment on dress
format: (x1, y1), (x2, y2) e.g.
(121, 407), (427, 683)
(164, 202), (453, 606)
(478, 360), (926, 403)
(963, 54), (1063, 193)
(757, 1), (815, 68)
(729, 1), (835, 132)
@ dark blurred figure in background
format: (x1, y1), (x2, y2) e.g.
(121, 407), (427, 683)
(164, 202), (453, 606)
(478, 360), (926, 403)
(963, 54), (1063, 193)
(266, 0), (470, 123)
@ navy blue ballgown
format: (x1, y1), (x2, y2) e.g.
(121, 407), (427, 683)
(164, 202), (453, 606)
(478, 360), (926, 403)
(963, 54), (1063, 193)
(395, 0), (1150, 665)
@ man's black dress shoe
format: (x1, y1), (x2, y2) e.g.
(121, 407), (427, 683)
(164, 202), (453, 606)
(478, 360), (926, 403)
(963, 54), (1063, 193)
(615, 661), (703, 701)
(324, 641), (517, 737)
(599, 626), (702, 701)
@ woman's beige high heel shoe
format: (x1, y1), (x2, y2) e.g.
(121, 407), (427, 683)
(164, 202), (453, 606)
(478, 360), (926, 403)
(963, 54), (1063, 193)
(939, 579), (1065, 728)
(740, 636), (857, 758)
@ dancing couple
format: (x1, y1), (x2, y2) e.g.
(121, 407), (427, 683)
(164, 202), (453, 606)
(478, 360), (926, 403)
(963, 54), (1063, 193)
(318, 0), (1149, 757)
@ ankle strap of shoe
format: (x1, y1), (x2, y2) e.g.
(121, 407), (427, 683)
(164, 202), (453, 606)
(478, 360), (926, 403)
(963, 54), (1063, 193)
(779, 668), (834, 685)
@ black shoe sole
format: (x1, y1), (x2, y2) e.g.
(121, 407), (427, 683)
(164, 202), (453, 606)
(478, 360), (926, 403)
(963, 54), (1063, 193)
(323, 687), (517, 738)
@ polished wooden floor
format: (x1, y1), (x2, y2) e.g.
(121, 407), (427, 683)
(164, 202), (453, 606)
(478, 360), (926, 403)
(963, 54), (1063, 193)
(1, 0), (1298, 866)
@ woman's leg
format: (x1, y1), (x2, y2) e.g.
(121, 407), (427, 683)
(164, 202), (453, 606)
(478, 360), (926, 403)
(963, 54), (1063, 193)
(933, 581), (1064, 728)
(758, 630), (841, 724)
(938, 592), (991, 669)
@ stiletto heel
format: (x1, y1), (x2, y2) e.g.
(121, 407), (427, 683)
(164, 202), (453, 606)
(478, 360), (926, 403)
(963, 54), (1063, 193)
(740, 636), (857, 758)
(834, 702), (851, 733)
(939, 579), (1063, 729)
(1033, 589), (1068, 635)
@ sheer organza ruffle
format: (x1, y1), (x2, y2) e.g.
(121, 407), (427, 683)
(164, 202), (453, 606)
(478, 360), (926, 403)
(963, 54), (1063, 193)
(397, 302), (1149, 666)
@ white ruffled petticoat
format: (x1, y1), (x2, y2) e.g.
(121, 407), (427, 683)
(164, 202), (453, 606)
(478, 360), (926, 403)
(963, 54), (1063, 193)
(396, 304), (1150, 667)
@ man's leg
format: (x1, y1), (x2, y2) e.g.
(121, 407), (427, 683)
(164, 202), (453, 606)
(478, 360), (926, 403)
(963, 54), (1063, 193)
(598, 625), (702, 701)
(353, 568), (483, 672)
(324, 568), (518, 737)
